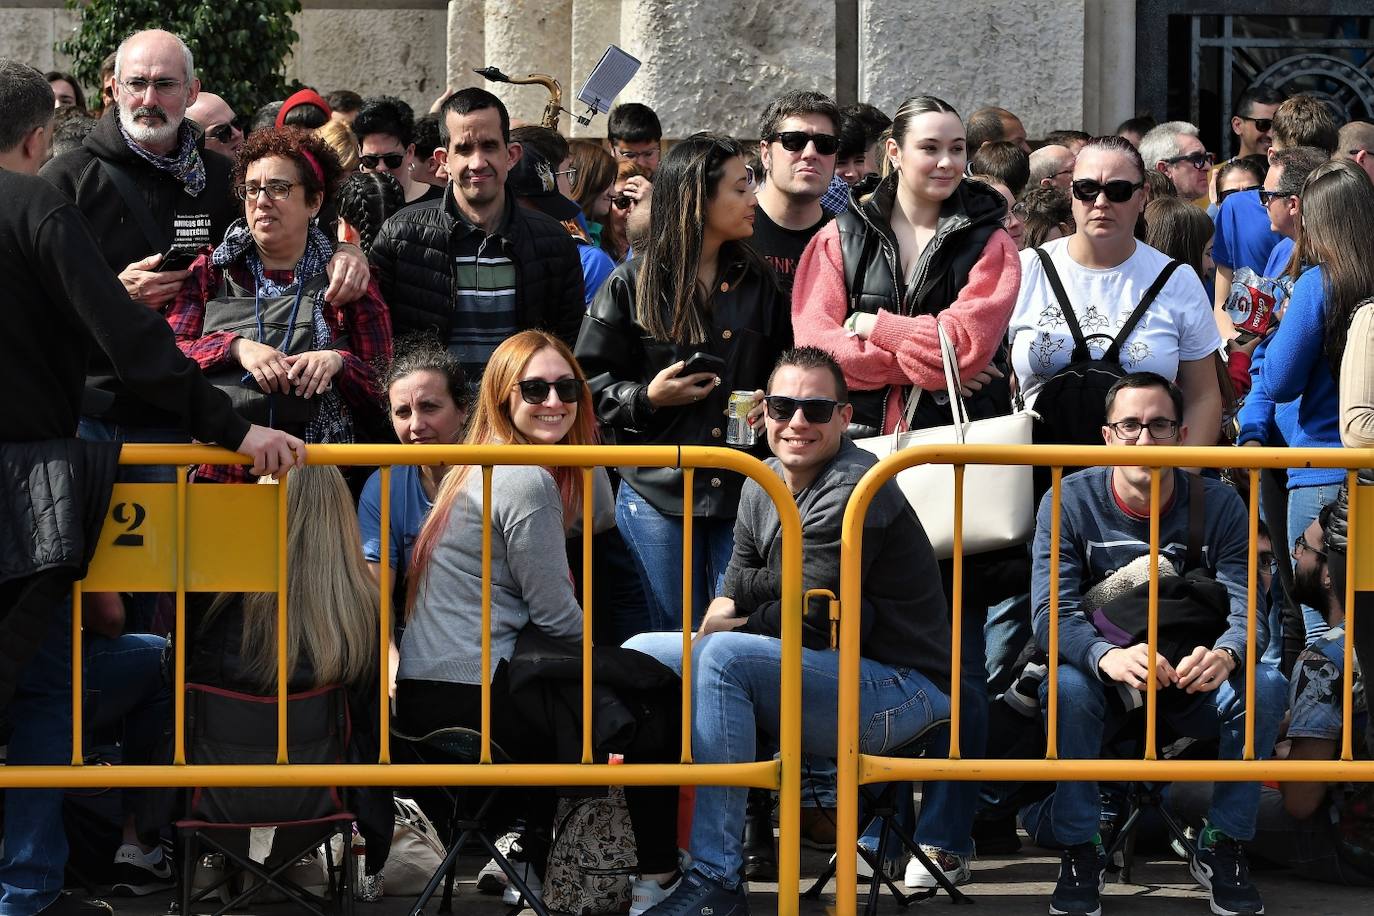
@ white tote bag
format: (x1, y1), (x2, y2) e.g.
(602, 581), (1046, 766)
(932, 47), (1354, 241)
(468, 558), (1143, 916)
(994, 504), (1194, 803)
(853, 322), (1037, 559)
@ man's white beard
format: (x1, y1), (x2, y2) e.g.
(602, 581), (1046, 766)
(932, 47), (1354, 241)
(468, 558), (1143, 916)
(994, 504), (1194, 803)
(119, 104), (181, 149)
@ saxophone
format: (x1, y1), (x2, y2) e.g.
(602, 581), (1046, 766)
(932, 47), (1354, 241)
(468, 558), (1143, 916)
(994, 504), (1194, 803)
(473, 66), (563, 129)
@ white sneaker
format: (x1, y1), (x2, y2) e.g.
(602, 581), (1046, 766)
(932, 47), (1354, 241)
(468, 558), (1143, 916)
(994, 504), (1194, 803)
(855, 842), (904, 881)
(904, 845), (971, 889)
(502, 861), (543, 908)
(477, 832), (519, 894)
(629, 871), (682, 916)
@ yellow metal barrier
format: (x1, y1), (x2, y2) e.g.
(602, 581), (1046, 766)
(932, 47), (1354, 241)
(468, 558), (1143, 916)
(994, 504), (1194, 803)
(834, 444), (1374, 916)
(38, 443), (805, 915)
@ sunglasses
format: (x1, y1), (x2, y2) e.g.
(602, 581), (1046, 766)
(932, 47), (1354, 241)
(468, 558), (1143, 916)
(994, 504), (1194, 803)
(1258, 189), (1288, 206)
(1163, 151), (1215, 170)
(206, 123), (237, 143)
(764, 395), (844, 423)
(766, 131), (840, 156)
(1070, 179), (1143, 203)
(515, 377), (583, 404)
(359, 152), (405, 170)
(1217, 184), (1261, 203)
(1238, 117), (1273, 133)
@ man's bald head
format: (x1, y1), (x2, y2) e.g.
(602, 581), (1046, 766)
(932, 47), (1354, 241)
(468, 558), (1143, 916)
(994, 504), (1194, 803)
(1337, 121), (1374, 185)
(186, 91), (241, 158)
(115, 29), (194, 84)
(1029, 144), (1075, 190)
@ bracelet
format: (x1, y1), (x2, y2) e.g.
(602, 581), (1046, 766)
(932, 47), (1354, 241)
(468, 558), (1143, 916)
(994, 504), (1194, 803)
(844, 313), (860, 334)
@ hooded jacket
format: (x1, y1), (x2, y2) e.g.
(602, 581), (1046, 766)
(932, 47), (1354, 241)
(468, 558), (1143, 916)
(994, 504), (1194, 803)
(792, 174), (1021, 432)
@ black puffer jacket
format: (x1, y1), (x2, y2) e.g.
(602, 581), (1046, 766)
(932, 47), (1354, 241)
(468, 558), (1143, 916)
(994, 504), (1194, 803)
(835, 173), (1010, 430)
(575, 250), (790, 518)
(369, 191), (585, 349)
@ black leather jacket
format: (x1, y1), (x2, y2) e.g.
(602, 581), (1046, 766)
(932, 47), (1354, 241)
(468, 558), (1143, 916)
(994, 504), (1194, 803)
(369, 191), (585, 349)
(574, 251), (790, 518)
(836, 173), (1010, 430)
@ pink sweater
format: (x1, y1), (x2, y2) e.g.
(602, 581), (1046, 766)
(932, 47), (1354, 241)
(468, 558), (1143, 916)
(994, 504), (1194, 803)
(791, 220), (1021, 433)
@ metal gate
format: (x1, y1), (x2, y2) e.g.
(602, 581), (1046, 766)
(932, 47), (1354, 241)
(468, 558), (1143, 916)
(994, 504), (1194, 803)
(1136, 3), (1374, 157)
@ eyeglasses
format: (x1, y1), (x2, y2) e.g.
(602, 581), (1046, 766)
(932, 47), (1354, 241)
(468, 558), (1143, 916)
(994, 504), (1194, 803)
(1258, 551), (1278, 576)
(1258, 189), (1288, 206)
(764, 395), (844, 423)
(616, 147), (658, 162)
(1294, 533), (1328, 560)
(1162, 151), (1215, 170)
(1008, 201), (1029, 220)
(1106, 417), (1180, 441)
(119, 77), (184, 96)
(1238, 117), (1274, 133)
(553, 167), (578, 186)
(359, 152), (405, 170)
(206, 123), (238, 144)
(235, 180), (297, 202)
(766, 131), (840, 156)
(1217, 184), (1260, 203)
(515, 378), (583, 404)
(1070, 179), (1143, 203)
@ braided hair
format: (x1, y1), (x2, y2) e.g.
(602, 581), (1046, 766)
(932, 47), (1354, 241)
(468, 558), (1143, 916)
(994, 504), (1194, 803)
(334, 170), (406, 253)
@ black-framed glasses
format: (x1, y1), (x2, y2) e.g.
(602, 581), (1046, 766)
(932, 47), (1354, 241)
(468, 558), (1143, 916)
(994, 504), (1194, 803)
(1106, 417), (1180, 441)
(1258, 551), (1278, 576)
(359, 152), (405, 170)
(206, 123), (238, 144)
(120, 77), (184, 96)
(616, 147), (658, 162)
(1294, 533), (1328, 560)
(1071, 179), (1143, 203)
(1217, 184), (1260, 204)
(1163, 151), (1215, 170)
(235, 180), (297, 202)
(553, 166), (578, 185)
(515, 378), (583, 404)
(766, 131), (840, 156)
(1238, 117), (1274, 133)
(764, 395), (844, 423)
(1258, 189), (1287, 206)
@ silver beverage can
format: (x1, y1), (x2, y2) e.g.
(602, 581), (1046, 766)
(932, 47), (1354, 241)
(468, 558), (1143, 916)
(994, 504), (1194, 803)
(726, 390), (757, 447)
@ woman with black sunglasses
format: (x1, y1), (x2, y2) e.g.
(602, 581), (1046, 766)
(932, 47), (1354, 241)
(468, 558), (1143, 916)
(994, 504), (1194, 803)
(1008, 135), (1223, 445)
(575, 133), (790, 634)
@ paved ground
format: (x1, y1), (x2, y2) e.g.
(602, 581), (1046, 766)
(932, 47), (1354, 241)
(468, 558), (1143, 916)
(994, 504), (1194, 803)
(85, 840), (1370, 915)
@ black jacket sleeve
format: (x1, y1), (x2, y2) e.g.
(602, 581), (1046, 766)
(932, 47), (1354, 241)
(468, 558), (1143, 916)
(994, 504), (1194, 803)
(575, 268), (655, 432)
(37, 204), (251, 450)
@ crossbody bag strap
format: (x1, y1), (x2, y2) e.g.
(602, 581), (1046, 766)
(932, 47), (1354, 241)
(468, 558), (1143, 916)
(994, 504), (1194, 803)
(96, 157), (171, 254)
(1103, 260), (1184, 363)
(1186, 471), (1206, 570)
(1034, 247), (1091, 362)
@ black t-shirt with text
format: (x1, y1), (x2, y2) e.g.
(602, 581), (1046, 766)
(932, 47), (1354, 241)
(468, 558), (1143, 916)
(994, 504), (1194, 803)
(749, 204), (830, 299)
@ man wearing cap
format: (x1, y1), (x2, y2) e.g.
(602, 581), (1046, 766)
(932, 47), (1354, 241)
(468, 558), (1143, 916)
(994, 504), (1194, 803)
(370, 88), (584, 382)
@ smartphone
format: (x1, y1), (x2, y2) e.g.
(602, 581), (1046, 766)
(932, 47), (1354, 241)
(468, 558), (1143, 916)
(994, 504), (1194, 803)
(680, 352), (726, 377)
(156, 246), (198, 272)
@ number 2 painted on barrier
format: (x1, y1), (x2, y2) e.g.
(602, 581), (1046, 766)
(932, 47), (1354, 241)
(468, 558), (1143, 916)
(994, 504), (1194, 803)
(112, 502), (147, 547)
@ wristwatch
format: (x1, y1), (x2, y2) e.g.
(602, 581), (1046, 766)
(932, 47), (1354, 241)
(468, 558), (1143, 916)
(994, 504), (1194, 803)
(1218, 646), (1241, 670)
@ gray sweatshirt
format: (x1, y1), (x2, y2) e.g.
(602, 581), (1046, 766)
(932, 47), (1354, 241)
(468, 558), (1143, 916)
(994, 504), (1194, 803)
(397, 464), (583, 685)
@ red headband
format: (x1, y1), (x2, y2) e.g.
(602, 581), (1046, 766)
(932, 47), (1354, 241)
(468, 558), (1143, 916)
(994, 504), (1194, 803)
(299, 148), (324, 185)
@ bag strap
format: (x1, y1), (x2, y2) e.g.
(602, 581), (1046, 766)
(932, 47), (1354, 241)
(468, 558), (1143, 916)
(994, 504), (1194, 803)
(1103, 260), (1184, 362)
(895, 320), (969, 440)
(1186, 472), (1205, 570)
(96, 157), (171, 254)
(1034, 248), (1091, 362)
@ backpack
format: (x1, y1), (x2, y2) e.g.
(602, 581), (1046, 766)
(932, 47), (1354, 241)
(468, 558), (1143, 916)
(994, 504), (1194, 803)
(1029, 248), (1183, 446)
(542, 787), (638, 915)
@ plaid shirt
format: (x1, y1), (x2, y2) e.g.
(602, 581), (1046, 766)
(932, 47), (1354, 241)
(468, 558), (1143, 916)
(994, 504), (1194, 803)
(819, 173), (852, 215)
(165, 247), (393, 482)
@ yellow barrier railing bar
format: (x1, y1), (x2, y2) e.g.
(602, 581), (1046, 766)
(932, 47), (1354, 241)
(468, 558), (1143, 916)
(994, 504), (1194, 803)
(481, 464), (493, 765)
(1145, 467), (1160, 760)
(949, 464), (964, 759)
(1245, 469), (1259, 760)
(582, 465), (595, 766)
(1344, 468), (1358, 761)
(276, 473), (290, 763)
(378, 464), (392, 764)
(1046, 466), (1062, 760)
(680, 465), (695, 766)
(70, 579), (82, 765)
(173, 466), (189, 764)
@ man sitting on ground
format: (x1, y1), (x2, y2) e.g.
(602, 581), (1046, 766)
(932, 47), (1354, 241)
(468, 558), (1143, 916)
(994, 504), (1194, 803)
(626, 346), (952, 916)
(1021, 372), (1287, 916)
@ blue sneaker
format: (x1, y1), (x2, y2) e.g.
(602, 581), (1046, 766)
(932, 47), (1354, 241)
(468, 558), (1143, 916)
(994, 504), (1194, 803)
(1190, 831), (1264, 915)
(1050, 840), (1106, 916)
(638, 869), (749, 916)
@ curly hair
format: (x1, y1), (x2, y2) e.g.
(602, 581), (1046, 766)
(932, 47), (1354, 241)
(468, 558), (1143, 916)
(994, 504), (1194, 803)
(233, 127), (345, 210)
(335, 171), (406, 253)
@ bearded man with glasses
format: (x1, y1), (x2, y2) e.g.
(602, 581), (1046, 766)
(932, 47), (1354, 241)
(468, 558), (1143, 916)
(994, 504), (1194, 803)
(1020, 371), (1286, 916)
(624, 346), (952, 916)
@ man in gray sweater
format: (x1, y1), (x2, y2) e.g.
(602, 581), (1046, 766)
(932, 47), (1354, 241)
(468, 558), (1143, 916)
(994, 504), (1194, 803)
(626, 346), (951, 916)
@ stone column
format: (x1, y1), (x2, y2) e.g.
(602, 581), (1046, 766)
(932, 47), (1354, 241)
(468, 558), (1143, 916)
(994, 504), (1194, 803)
(447, 0), (487, 95)
(1082, 0), (1136, 135)
(568, 0), (621, 137)
(482, 0), (574, 130)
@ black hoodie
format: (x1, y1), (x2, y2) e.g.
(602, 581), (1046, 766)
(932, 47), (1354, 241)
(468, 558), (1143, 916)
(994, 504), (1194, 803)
(40, 109), (237, 427)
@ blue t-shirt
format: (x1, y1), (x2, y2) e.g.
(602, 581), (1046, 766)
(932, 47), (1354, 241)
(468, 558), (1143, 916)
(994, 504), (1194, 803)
(1212, 190), (1283, 275)
(358, 465), (433, 575)
(578, 241), (616, 306)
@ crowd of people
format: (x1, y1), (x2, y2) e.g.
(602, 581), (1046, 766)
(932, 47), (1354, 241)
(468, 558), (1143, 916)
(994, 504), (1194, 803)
(2, 23), (1374, 916)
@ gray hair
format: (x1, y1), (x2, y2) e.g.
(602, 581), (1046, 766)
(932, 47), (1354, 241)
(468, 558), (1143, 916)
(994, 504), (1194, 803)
(0, 59), (54, 152)
(1138, 121), (1200, 169)
(1027, 145), (1073, 187)
(114, 29), (195, 84)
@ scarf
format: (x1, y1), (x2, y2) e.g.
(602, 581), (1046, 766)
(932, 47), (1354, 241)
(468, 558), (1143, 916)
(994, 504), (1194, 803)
(118, 118), (207, 197)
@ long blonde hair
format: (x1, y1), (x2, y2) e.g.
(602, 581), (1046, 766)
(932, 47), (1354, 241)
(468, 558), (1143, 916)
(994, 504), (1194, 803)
(404, 331), (599, 618)
(204, 465), (378, 692)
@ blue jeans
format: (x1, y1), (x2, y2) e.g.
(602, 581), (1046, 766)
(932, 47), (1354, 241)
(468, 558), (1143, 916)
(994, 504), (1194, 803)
(624, 631), (949, 887)
(1288, 483), (1342, 645)
(76, 417), (188, 485)
(1019, 660), (1287, 847)
(913, 601), (989, 857)
(985, 592), (1033, 695)
(615, 485), (735, 633)
(0, 602), (170, 915)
